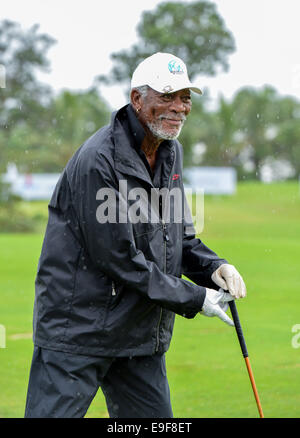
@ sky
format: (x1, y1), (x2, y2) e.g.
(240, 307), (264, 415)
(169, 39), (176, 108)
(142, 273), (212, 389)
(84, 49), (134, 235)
(2, 0), (300, 110)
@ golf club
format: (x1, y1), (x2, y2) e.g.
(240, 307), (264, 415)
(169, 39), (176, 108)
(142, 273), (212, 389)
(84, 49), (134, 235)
(229, 300), (264, 418)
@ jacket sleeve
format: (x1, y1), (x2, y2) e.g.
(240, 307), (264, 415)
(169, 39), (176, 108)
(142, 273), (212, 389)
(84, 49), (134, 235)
(181, 191), (228, 289)
(72, 152), (205, 319)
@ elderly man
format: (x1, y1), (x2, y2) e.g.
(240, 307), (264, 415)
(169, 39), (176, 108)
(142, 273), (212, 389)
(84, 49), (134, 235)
(25, 52), (246, 418)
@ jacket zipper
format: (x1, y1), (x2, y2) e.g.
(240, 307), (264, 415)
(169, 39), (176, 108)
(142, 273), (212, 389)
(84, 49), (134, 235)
(155, 150), (175, 352)
(155, 219), (169, 352)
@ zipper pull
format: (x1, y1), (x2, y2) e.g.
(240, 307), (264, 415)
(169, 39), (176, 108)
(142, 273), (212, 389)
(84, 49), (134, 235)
(112, 281), (116, 296)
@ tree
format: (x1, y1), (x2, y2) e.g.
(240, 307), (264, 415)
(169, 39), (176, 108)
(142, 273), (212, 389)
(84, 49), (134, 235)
(199, 95), (242, 167)
(271, 96), (300, 177)
(43, 88), (111, 172)
(5, 88), (111, 173)
(181, 87), (300, 181)
(231, 86), (280, 179)
(0, 20), (111, 174)
(98, 1), (235, 90)
(0, 19), (56, 172)
(0, 20), (55, 128)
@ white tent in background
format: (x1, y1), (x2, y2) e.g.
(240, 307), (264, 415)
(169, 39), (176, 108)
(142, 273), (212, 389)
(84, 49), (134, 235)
(2, 163), (60, 201)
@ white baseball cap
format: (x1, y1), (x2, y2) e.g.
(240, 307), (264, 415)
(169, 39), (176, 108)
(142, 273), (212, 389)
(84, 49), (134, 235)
(131, 52), (202, 95)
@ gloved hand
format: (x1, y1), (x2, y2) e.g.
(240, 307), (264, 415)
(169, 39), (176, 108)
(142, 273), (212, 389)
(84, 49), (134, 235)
(211, 264), (247, 299)
(200, 288), (234, 326)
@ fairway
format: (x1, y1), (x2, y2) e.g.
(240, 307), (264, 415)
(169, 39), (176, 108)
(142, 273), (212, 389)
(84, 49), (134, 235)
(0, 181), (300, 418)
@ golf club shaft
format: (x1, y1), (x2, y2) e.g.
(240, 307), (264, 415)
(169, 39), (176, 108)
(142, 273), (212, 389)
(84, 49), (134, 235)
(244, 356), (264, 418)
(229, 300), (264, 418)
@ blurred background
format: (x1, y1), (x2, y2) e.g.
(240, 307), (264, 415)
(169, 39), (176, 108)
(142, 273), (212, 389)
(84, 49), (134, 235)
(0, 0), (300, 418)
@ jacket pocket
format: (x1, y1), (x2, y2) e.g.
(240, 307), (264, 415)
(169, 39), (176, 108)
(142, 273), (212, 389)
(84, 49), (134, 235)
(108, 280), (125, 311)
(133, 222), (163, 260)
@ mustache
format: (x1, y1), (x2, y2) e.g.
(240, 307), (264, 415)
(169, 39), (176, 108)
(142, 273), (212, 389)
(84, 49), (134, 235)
(158, 114), (187, 122)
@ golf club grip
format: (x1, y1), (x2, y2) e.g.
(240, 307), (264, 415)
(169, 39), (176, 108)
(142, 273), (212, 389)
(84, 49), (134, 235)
(229, 301), (248, 358)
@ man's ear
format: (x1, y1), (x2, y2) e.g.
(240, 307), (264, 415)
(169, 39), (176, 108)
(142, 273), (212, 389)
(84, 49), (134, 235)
(130, 89), (142, 113)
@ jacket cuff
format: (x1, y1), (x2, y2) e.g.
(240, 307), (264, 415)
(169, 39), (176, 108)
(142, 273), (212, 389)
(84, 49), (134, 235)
(181, 284), (206, 319)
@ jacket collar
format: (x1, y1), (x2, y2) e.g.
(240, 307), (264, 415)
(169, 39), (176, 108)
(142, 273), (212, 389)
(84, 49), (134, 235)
(111, 104), (175, 188)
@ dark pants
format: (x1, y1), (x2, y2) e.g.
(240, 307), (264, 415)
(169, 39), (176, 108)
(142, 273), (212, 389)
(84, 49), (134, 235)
(24, 346), (173, 418)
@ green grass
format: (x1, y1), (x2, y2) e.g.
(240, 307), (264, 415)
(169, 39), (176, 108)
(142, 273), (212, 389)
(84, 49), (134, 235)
(0, 181), (300, 418)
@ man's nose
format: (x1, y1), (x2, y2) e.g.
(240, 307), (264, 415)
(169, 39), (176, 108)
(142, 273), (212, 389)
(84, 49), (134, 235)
(169, 96), (188, 113)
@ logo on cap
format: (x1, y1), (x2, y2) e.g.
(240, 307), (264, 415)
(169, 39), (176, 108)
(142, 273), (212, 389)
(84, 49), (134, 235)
(168, 59), (184, 75)
(163, 85), (174, 93)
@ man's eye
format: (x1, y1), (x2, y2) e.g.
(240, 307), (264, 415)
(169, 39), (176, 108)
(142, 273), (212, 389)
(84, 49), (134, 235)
(160, 94), (191, 103)
(161, 94), (173, 100)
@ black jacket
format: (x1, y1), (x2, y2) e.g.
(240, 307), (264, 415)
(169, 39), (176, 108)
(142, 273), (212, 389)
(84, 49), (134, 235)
(32, 105), (227, 357)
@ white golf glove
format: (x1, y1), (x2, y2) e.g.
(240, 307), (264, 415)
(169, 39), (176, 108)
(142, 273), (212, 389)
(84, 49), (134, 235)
(200, 288), (235, 326)
(211, 264), (247, 299)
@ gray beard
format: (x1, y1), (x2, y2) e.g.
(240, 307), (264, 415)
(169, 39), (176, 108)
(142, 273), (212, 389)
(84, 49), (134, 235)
(146, 119), (185, 140)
